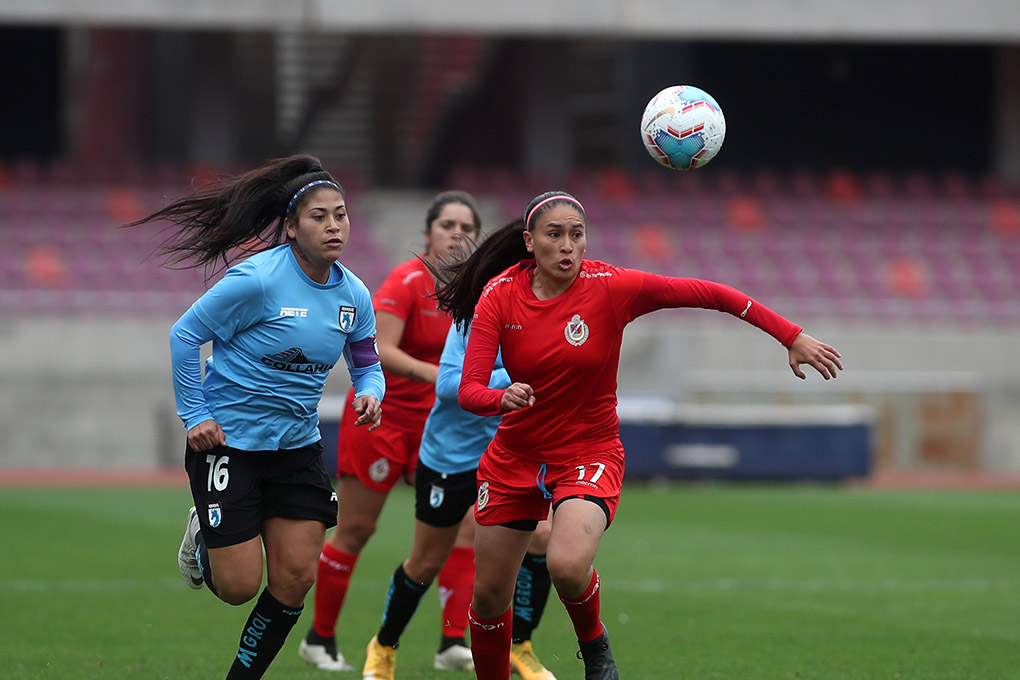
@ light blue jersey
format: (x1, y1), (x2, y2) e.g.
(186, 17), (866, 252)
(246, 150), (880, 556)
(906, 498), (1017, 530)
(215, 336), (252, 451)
(170, 244), (384, 451)
(418, 323), (510, 474)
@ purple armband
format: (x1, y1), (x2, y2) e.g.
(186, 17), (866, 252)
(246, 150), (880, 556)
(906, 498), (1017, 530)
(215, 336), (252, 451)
(348, 336), (380, 368)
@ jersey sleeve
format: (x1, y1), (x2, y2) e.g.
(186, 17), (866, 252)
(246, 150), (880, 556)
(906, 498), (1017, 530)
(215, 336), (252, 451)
(372, 265), (417, 321)
(435, 325), (468, 401)
(169, 306), (217, 430)
(457, 297), (504, 416)
(344, 284), (385, 401)
(437, 324), (511, 402)
(628, 270), (803, 347)
(191, 261), (266, 341)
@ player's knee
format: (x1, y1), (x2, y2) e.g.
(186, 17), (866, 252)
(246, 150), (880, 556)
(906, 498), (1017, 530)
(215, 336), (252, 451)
(331, 518), (377, 552)
(216, 578), (261, 606)
(284, 569), (317, 600)
(265, 563), (316, 603)
(545, 554), (589, 593)
(471, 580), (513, 618)
(405, 554), (443, 583)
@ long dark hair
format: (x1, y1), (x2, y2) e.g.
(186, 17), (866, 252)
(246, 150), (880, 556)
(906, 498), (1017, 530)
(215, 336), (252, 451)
(431, 218), (528, 328)
(432, 188), (585, 328)
(125, 154), (343, 273)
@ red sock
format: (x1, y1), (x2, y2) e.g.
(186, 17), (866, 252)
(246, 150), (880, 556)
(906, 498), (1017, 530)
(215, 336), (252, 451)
(559, 569), (603, 643)
(438, 545), (474, 639)
(467, 604), (512, 680)
(312, 543), (359, 638)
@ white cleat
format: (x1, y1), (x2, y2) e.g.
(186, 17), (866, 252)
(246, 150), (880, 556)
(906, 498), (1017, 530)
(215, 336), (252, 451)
(177, 507), (203, 589)
(434, 644), (474, 672)
(299, 631), (355, 671)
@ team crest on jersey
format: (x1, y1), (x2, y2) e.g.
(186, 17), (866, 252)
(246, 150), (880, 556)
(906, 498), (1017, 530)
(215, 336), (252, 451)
(477, 481), (490, 510)
(564, 314), (590, 346)
(430, 484), (445, 508)
(369, 457), (390, 483)
(339, 306), (357, 332)
(207, 503), (222, 528)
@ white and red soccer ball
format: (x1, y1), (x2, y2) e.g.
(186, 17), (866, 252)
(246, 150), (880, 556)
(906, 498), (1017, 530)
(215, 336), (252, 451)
(640, 85), (726, 171)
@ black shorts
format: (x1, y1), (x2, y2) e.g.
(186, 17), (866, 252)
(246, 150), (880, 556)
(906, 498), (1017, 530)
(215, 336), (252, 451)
(185, 441), (338, 549)
(414, 461), (477, 528)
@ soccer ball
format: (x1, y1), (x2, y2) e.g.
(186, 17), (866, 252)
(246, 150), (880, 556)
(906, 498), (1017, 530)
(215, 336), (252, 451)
(640, 85), (726, 171)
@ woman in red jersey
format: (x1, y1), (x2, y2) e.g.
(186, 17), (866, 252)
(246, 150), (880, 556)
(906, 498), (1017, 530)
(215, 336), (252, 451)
(433, 190), (843, 680)
(300, 191), (483, 673)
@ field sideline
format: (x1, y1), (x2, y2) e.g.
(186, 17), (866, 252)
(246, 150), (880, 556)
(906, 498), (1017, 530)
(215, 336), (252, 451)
(1, 480), (1017, 679)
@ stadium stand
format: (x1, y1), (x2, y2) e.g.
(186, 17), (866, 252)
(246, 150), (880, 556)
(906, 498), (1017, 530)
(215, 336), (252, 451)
(1, 163), (1018, 325)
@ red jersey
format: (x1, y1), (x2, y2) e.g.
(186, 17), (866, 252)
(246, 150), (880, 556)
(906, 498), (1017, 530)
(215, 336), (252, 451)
(370, 257), (452, 415)
(459, 260), (802, 461)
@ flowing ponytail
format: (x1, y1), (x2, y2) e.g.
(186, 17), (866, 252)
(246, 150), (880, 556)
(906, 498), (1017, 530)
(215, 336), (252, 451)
(125, 154), (343, 274)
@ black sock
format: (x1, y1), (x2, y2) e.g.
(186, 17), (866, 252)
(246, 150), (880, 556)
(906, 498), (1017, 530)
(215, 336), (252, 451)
(438, 635), (466, 652)
(224, 588), (303, 679)
(195, 531), (219, 598)
(377, 563), (431, 648)
(512, 553), (552, 643)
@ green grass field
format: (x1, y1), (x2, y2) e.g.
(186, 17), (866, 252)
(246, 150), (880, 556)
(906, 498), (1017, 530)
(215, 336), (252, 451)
(1, 482), (1017, 679)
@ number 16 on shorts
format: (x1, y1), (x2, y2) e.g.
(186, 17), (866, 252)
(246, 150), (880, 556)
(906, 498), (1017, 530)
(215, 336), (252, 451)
(207, 454), (230, 491)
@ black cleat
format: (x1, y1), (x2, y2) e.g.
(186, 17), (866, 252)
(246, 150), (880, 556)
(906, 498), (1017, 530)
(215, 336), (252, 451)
(576, 625), (619, 680)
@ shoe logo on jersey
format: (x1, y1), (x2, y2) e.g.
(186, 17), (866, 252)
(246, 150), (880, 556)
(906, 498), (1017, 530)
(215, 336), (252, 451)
(741, 300), (753, 318)
(207, 503), (222, 528)
(369, 457), (390, 483)
(564, 314), (590, 346)
(339, 305), (356, 332)
(330, 491), (338, 503)
(430, 484), (445, 508)
(477, 481), (490, 510)
(279, 306), (308, 317)
(260, 347), (335, 373)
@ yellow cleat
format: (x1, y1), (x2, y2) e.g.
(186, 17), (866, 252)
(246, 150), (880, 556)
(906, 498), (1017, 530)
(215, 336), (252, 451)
(510, 640), (558, 680)
(363, 636), (397, 680)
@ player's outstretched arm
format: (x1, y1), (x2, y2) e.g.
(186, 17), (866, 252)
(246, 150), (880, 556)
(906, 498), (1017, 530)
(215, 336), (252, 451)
(788, 333), (843, 380)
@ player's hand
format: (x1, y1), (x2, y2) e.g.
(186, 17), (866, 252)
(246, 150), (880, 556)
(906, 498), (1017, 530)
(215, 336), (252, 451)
(501, 382), (535, 412)
(788, 332), (843, 380)
(187, 419), (226, 451)
(353, 395), (382, 431)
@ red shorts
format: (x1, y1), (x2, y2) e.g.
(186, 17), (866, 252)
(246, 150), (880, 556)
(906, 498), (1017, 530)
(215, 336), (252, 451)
(335, 393), (428, 492)
(474, 440), (625, 527)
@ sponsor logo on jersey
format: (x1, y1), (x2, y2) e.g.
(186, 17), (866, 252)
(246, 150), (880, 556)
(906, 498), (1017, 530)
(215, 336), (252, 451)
(504, 323), (523, 330)
(482, 276), (514, 297)
(207, 502), (222, 528)
(430, 484), (445, 508)
(579, 270), (613, 278)
(564, 314), (590, 346)
(477, 481), (490, 510)
(369, 457), (391, 483)
(260, 347), (335, 373)
(339, 305), (356, 332)
(279, 307), (308, 317)
(402, 269), (425, 286)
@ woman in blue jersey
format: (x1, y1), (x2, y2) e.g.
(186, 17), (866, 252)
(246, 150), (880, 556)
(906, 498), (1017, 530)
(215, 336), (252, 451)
(127, 154), (385, 680)
(361, 322), (557, 680)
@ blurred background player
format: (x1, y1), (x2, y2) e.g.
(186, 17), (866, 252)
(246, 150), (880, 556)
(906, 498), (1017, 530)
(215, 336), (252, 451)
(300, 191), (484, 672)
(362, 319), (558, 680)
(130, 154), (385, 680)
(436, 190), (843, 680)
